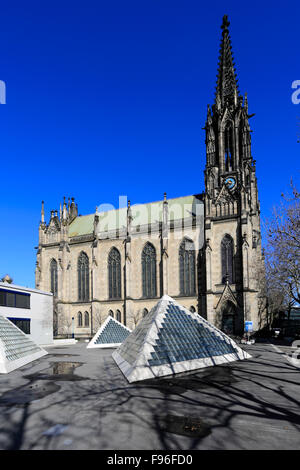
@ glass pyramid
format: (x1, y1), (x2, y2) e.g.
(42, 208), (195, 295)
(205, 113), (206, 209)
(112, 295), (251, 383)
(87, 316), (132, 349)
(0, 315), (47, 374)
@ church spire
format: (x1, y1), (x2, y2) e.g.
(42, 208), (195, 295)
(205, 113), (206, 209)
(215, 15), (240, 108)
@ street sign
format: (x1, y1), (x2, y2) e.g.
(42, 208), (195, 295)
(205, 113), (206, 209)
(245, 321), (253, 332)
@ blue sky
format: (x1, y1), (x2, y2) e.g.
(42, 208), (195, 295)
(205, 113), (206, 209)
(0, 0), (299, 288)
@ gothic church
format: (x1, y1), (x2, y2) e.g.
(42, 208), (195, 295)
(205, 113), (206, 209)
(35, 16), (266, 337)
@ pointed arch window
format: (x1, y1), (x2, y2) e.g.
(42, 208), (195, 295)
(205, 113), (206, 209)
(84, 311), (89, 327)
(142, 243), (157, 298)
(116, 310), (122, 323)
(50, 259), (58, 296)
(78, 252), (89, 301)
(221, 234), (234, 284)
(179, 238), (196, 296)
(108, 248), (121, 299)
(78, 311), (83, 327)
(109, 310), (114, 318)
(143, 308), (149, 318)
(225, 122), (234, 171)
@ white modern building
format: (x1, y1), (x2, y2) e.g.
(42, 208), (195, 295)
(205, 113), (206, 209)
(0, 281), (53, 346)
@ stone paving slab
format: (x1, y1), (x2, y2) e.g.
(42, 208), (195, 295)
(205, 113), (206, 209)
(0, 341), (299, 450)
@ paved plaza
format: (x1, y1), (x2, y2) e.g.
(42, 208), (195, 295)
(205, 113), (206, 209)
(0, 340), (299, 450)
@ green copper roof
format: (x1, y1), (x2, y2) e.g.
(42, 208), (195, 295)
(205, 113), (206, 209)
(69, 214), (94, 237)
(69, 195), (202, 237)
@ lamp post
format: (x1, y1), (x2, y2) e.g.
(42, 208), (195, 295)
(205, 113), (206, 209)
(71, 316), (74, 339)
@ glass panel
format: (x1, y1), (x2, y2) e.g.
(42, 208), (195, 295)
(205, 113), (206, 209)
(6, 292), (15, 307)
(15, 293), (30, 309)
(0, 290), (6, 306)
(8, 317), (31, 334)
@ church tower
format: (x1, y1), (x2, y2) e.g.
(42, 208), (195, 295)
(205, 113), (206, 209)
(202, 15), (266, 334)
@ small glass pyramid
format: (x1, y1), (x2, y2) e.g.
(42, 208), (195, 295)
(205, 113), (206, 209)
(112, 295), (251, 382)
(87, 316), (132, 349)
(0, 315), (47, 374)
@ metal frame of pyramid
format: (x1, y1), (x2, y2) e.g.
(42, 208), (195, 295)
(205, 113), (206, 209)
(87, 315), (132, 349)
(112, 295), (251, 383)
(0, 315), (48, 374)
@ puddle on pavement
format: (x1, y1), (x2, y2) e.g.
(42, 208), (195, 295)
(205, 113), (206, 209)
(0, 381), (60, 406)
(140, 366), (237, 394)
(0, 363), (83, 407)
(25, 362), (85, 382)
(156, 414), (211, 438)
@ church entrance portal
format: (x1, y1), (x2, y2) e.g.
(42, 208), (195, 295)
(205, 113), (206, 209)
(221, 301), (236, 335)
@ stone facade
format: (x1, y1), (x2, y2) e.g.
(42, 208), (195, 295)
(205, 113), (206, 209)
(35, 15), (266, 337)
(36, 195), (205, 336)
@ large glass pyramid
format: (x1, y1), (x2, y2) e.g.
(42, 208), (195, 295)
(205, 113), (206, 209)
(87, 316), (132, 349)
(0, 315), (48, 374)
(112, 295), (251, 383)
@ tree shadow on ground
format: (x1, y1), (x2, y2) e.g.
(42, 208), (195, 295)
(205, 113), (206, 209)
(0, 344), (300, 450)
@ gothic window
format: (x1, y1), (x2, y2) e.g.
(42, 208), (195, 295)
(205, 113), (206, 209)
(50, 259), (58, 296)
(116, 310), (122, 323)
(108, 248), (121, 299)
(225, 122), (233, 171)
(78, 252), (89, 301)
(143, 308), (148, 318)
(84, 311), (89, 327)
(142, 243), (157, 298)
(245, 170), (250, 186)
(179, 238), (196, 296)
(221, 234), (234, 284)
(239, 124), (244, 160)
(78, 311), (83, 327)
(109, 310), (114, 318)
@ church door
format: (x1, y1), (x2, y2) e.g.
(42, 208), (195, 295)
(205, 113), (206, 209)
(221, 301), (236, 335)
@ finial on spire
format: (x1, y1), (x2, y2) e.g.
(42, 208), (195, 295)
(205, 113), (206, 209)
(41, 200), (45, 223)
(127, 199), (133, 227)
(164, 192), (167, 202)
(221, 15), (230, 33)
(215, 14), (240, 107)
(62, 199), (68, 220)
(206, 104), (212, 125)
(244, 92), (248, 113)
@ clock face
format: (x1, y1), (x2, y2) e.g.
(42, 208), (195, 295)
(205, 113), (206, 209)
(224, 176), (236, 190)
